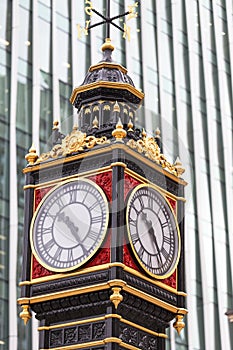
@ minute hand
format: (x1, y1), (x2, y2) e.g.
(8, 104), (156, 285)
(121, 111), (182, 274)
(141, 213), (163, 266)
(57, 212), (88, 255)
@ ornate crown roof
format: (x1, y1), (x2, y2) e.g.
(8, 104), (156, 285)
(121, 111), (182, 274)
(70, 39), (144, 111)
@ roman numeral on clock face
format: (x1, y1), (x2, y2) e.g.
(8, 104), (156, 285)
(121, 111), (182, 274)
(163, 236), (171, 245)
(54, 247), (62, 260)
(161, 247), (170, 260)
(137, 196), (144, 209)
(148, 196), (153, 209)
(68, 249), (74, 261)
(69, 190), (77, 203)
(44, 239), (54, 252)
(88, 230), (99, 241)
(138, 246), (144, 259)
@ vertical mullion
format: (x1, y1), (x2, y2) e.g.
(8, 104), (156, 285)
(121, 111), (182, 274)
(170, 1), (182, 161)
(140, 0), (155, 132)
(71, 0), (79, 125)
(197, 2), (217, 349)
(51, 0), (60, 124)
(212, 0), (233, 298)
(211, 1), (232, 348)
(9, 0), (19, 349)
(155, 1), (166, 130)
(32, 0), (40, 154)
(198, 1), (229, 349)
(184, 0), (210, 349)
(225, 0), (233, 94)
(31, 1), (40, 346)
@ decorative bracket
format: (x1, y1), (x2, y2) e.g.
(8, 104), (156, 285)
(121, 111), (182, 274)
(110, 287), (123, 309)
(20, 304), (32, 325)
(173, 314), (185, 335)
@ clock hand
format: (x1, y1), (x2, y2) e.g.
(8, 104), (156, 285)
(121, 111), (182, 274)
(57, 212), (88, 255)
(141, 212), (163, 267)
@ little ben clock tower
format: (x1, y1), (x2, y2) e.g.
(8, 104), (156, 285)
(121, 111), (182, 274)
(18, 16), (187, 349)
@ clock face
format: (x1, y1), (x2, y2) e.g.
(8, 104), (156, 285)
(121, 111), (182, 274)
(126, 184), (180, 278)
(30, 178), (109, 272)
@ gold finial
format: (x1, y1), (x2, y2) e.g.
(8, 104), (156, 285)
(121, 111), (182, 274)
(110, 287), (123, 309)
(155, 127), (161, 138)
(72, 123), (78, 131)
(52, 120), (59, 130)
(173, 315), (185, 335)
(174, 157), (185, 177)
(92, 116), (99, 129)
(25, 143), (38, 165)
(112, 118), (127, 142)
(20, 305), (32, 325)
(113, 101), (120, 113)
(127, 118), (134, 131)
(141, 128), (147, 139)
(101, 38), (115, 52)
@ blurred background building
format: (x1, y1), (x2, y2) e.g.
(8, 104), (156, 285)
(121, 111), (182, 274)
(0, 0), (232, 349)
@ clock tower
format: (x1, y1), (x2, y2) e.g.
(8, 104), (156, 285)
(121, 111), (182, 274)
(18, 15), (187, 349)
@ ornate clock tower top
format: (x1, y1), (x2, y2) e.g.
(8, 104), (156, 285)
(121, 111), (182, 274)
(26, 0), (185, 177)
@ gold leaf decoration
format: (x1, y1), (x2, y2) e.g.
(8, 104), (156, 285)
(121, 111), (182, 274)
(35, 129), (110, 164)
(126, 137), (185, 177)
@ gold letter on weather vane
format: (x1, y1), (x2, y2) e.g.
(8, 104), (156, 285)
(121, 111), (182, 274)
(77, 21), (90, 39)
(85, 0), (93, 16)
(127, 2), (138, 21)
(123, 23), (131, 41)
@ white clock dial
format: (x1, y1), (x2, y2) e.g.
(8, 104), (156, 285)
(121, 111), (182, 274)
(30, 178), (109, 272)
(127, 184), (180, 278)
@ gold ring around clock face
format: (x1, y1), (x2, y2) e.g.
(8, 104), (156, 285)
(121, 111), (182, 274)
(30, 178), (109, 272)
(126, 184), (181, 279)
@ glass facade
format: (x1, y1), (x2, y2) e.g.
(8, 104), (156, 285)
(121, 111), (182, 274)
(0, 1), (232, 349)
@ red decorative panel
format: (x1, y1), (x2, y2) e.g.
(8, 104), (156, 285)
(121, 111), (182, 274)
(161, 270), (177, 289)
(85, 231), (111, 267)
(32, 256), (53, 279)
(34, 186), (54, 210)
(123, 243), (140, 272)
(32, 186), (56, 278)
(124, 173), (141, 200)
(166, 196), (176, 214)
(88, 171), (112, 202)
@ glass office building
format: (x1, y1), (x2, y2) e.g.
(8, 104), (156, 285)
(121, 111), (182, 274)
(0, 0), (232, 349)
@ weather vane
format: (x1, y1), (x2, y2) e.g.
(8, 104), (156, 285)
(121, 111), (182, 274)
(77, 0), (140, 41)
